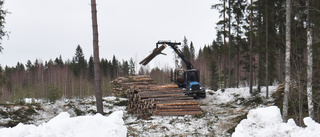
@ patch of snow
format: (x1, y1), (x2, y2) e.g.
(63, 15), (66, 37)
(211, 86), (277, 104)
(0, 111), (127, 137)
(103, 96), (117, 101)
(23, 98), (42, 104)
(232, 106), (320, 137)
(103, 96), (127, 101)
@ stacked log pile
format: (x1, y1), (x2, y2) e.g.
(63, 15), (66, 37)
(112, 75), (156, 90)
(112, 75), (202, 117)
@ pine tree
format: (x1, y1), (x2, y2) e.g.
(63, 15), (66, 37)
(232, 0), (247, 88)
(212, 0), (230, 88)
(91, 0), (103, 114)
(249, 0), (253, 94)
(265, 0), (269, 99)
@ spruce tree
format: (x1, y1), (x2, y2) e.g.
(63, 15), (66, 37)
(210, 60), (218, 91)
(73, 45), (87, 77)
(100, 58), (108, 77)
(0, 0), (8, 89)
(189, 41), (195, 61)
(129, 58), (135, 75)
(88, 56), (94, 80)
(0, 0), (7, 52)
(111, 55), (118, 79)
(182, 36), (191, 65)
(0, 65), (5, 88)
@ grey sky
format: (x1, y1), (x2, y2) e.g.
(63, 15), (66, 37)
(0, 0), (218, 69)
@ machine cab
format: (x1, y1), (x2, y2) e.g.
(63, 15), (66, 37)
(184, 69), (201, 91)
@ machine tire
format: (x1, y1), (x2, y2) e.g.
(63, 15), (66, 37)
(200, 92), (206, 98)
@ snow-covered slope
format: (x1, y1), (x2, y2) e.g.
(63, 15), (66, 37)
(0, 111), (127, 137)
(233, 106), (320, 137)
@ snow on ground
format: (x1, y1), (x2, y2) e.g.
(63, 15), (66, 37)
(210, 86), (276, 104)
(0, 111), (126, 137)
(233, 106), (320, 137)
(126, 86), (278, 136)
(1, 86), (320, 137)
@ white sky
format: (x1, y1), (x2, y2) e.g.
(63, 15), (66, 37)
(0, 0), (219, 69)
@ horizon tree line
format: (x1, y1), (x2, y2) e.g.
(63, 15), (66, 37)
(0, 45), (136, 102)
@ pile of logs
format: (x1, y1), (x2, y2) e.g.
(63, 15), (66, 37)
(112, 75), (156, 91)
(112, 75), (202, 117)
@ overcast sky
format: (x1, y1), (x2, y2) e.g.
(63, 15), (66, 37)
(0, 0), (219, 69)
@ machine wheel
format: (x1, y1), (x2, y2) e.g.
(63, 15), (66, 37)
(200, 92), (206, 98)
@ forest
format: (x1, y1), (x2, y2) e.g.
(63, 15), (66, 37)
(1, 0), (320, 123)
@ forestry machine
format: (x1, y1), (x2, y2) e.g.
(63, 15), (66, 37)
(140, 41), (206, 98)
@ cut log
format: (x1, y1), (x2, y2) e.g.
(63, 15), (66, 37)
(156, 105), (200, 109)
(156, 102), (199, 106)
(152, 97), (194, 101)
(155, 108), (201, 112)
(154, 111), (203, 116)
(139, 93), (186, 99)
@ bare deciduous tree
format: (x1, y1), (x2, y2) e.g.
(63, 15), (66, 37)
(306, 0), (314, 119)
(283, 0), (291, 122)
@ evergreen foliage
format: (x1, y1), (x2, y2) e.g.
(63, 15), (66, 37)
(72, 45), (87, 77)
(207, 0), (320, 124)
(88, 56), (94, 80)
(47, 84), (62, 103)
(0, 0), (7, 52)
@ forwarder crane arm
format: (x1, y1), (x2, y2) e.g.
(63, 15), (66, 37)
(139, 41), (194, 70)
(156, 41), (194, 70)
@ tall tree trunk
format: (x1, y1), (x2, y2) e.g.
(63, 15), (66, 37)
(228, 0), (232, 87)
(223, 0), (227, 89)
(298, 77), (303, 126)
(278, 48), (281, 82)
(249, 0), (253, 94)
(236, 15), (240, 88)
(91, 0), (103, 114)
(306, 0), (314, 119)
(265, 0), (269, 99)
(237, 37), (240, 88)
(283, 0), (291, 122)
